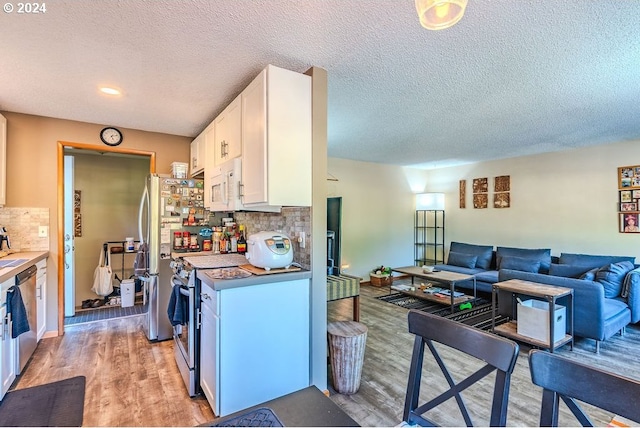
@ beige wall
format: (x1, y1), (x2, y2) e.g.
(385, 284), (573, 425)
(73, 153), (149, 306)
(2, 111), (191, 332)
(327, 158), (415, 279)
(329, 138), (640, 280)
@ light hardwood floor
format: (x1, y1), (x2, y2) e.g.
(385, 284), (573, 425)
(13, 315), (214, 427)
(11, 283), (640, 427)
(328, 282), (640, 427)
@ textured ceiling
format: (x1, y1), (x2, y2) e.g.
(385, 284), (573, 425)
(1, 1), (639, 168)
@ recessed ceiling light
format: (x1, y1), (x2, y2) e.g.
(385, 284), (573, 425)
(99, 86), (122, 96)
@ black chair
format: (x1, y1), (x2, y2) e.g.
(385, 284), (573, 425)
(528, 349), (640, 426)
(402, 310), (520, 427)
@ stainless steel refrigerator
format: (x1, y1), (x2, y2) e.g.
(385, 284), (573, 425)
(138, 174), (205, 341)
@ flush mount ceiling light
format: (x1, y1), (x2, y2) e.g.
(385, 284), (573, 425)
(99, 86), (122, 96)
(415, 0), (468, 30)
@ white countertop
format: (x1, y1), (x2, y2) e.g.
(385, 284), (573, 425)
(0, 251), (49, 283)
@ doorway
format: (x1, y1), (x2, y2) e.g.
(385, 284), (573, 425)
(327, 197), (342, 275)
(57, 141), (156, 334)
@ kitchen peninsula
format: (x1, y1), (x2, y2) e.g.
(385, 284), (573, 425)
(196, 268), (311, 417)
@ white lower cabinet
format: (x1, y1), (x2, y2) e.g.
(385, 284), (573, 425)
(0, 278), (16, 401)
(199, 283), (218, 412)
(199, 277), (310, 417)
(36, 259), (46, 341)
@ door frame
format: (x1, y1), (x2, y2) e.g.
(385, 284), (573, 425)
(56, 141), (156, 335)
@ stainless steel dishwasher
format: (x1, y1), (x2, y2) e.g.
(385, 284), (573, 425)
(15, 265), (37, 374)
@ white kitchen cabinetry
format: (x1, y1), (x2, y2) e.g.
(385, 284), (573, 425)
(203, 122), (216, 209)
(241, 65), (312, 207)
(0, 277), (17, 401)
(213, 96), (242, 166)
(0, 114), (6, 206)
(199, 277), (310, 417)
(36, 259), (46, 342)
(190, 132), (206, 177)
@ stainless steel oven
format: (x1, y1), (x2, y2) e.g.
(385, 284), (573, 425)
(172, 271), (200, 397)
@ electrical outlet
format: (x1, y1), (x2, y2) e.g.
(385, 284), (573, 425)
(38, 226), (48, 237)
(299, 231), (306, 248)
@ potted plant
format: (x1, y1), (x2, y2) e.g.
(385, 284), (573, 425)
(370, 265), (393, 287)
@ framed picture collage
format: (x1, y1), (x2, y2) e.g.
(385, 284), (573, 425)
(618, 165), (640, 233)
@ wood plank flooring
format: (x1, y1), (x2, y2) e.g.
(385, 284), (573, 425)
(13, 315), (214, 427)
(9, 280), (640, 426)
(328, 282), (640, 427)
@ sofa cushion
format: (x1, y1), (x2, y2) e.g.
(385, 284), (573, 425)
(548, 263), (592, 279)
(580, 268), (598, 281)
(595, 261), (635, 298)
(450, 242), (493, 270)
(447, 252), (478, 269)
(496, 246), (551, 273)
(474, 270), (499, 284)
(434, 264), (485, 276)
(558, 253), (636, 269)
(499, 256), (541, 273)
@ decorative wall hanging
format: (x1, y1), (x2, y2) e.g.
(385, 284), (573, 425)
(493, 175), (511, 208)
(459, 180), (466, 208)
(473, 177), (488, 193)
(472, 177), (488, 209)
(617, 166), (640, 233)
(74, 190), (82, 237)
(473, 193), (488, 209)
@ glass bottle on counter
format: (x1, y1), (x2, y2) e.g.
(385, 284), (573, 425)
(237, 225), (247, 254)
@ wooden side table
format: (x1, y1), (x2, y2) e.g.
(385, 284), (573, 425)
(492, 279), (574, 353)
(327, 321), (368, 394)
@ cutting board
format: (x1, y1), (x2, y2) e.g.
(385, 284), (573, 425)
(239, 264), (301, 275)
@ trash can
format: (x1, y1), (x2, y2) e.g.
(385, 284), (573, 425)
(120, 279), (135, 308)
(327, 321), (368, 394)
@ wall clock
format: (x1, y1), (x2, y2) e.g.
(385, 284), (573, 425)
(100, 127), (123, 146)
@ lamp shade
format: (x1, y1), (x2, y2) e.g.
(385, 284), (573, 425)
(415, 0), (468, 30)
(416, 193), (445, 210)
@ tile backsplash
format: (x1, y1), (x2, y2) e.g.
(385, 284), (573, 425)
(234, 207), (311, 269)
(0, 207), (50, 251)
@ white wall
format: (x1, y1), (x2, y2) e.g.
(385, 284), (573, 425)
(330, 138), (640, 279)
(327, 158), (415, 279)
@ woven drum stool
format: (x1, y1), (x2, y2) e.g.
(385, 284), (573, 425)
(327, 321), (368, 394)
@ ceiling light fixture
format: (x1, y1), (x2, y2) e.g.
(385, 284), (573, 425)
(99, 86), (122, 96)
(415, 0), (468, 30)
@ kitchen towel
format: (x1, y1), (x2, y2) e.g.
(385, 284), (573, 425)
(167, 284), (188, 326)
(7, 286), (29, 338)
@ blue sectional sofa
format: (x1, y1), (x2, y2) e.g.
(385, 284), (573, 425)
(434, 242), (640, 351)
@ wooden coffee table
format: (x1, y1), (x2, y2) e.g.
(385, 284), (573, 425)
(391, 266), (477, 313)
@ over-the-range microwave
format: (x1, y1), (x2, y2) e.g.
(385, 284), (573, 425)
(209, 158), (280, 213)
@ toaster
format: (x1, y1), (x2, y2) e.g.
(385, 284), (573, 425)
(246, 231), (293, 270)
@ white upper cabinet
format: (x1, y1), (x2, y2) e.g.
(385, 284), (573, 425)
(203, 122), (216, 209)
(240, 65), (312, 207)
(0, 114), (6, 206)
(214, 96), (242, 166)
(190, 131), (206, 177)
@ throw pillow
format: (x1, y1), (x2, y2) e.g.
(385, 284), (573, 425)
(548, 264), (592, 279)
(450, 242), (493, 269)
(499, 256), (541, 273)
(595, 261), (635, 298)
(580, 268), (598, 281)
(447, 252), (478, 269)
